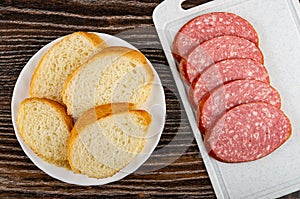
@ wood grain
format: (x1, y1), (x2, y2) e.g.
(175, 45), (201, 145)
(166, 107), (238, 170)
(0, 0), (299, 198)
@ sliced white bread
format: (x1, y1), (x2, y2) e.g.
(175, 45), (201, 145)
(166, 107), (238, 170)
(62, 46), (154, 119)
(68, 103), (152, 178)
(17, 98), (74, 168)
(30, 31), (108, 104)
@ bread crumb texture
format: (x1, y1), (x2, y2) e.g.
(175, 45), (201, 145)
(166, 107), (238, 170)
(62, 46), (154, 119)
(68, 103), (152, 178)
(17, 98), (74, 169)
(30, 32), (107, 103)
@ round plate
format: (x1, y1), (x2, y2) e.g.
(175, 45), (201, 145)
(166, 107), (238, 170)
(11, 32), (166, 185)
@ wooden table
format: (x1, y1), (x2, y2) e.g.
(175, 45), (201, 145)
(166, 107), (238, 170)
(0, 0), (298, 198)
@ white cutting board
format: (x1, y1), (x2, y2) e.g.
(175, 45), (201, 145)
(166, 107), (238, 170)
(153, 0), (300, 198)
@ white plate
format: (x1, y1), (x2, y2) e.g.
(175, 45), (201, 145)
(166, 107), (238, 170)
(11, 32), (166, 185)
(153, 0), (300, 198)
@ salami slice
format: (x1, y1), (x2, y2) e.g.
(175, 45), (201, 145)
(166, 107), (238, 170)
(172, 12), (259, 62)
(204, 102), (292, 163)
(189, 59), (270, 107)
(180, 36), (264, 84)
(198, 79), (281, 133)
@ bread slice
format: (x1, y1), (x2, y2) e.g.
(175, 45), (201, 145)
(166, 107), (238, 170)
(68, 103), (152, 178)
(62, 46), (154, 119)
(17, 98), (74, 168)
(30, 31), (108, 104)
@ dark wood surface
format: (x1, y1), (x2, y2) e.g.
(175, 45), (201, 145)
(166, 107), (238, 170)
(0, 0), (299, 198)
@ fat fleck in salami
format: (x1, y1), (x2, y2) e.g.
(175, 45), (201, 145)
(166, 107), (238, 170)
(180, 36), (264, 84)
(189, 58), (270, 107)
(172, 12), (259, 62)
(198, 79), (281, 133)
(204, 102), (292, 163)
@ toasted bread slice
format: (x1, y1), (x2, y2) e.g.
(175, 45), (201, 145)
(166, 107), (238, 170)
(68, 103), (151, 178)
(62, 46), (154, 119)
(30, 31), (108, 103)
(17, 98), (74, 168)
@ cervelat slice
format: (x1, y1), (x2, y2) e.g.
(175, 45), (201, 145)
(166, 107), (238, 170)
(172, 12), (259, 62)
(198, 79), (281, 133)
(189, 58), (270, 107)
(180, 36), (264, 84)
(205, 102), (292, 163)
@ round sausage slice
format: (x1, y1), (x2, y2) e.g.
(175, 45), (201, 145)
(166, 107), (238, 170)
(180, 36), (264, 84)
(189, 59), (270, 108)
(172, 12), (259, 62)
(204, 102), (292, 163)
(198, 79), (281, 133)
